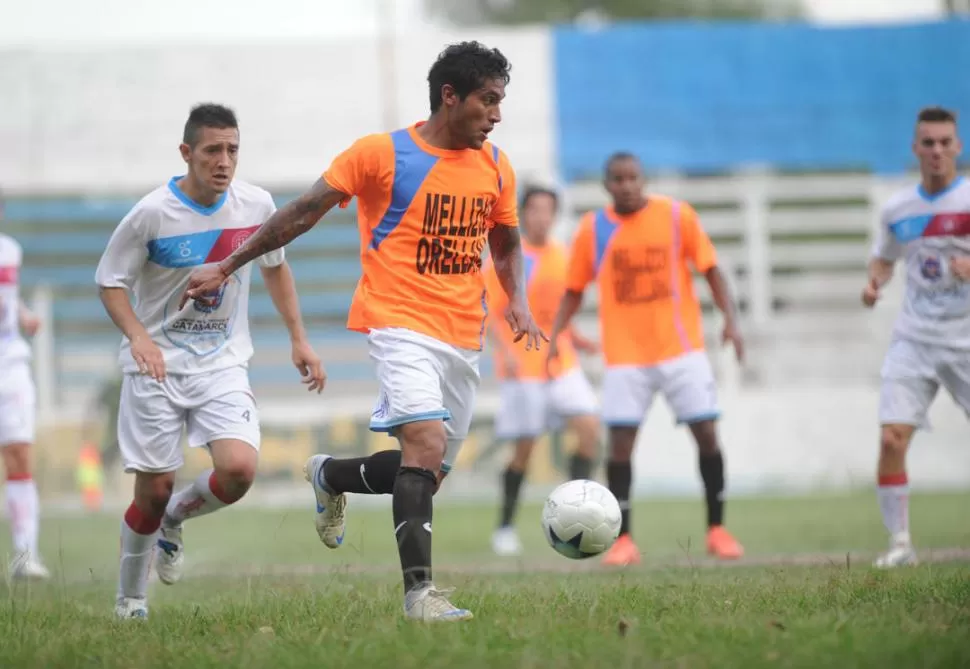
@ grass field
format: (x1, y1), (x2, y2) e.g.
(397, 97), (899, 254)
(2, 491), (969, 668)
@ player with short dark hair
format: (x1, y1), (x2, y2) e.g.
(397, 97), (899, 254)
(863, 105), (969, 568)
(182, 103), (239, 146)
(548, 152), (745, 566)
(485, 184), (601, 557)
(181, 42), (544, 622)
(97, 103), (325, 619)
(0, 188), (48, 580)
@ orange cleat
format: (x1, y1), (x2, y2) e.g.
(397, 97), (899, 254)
(707, 525), (744, 560)
(601, 534), (642, 566)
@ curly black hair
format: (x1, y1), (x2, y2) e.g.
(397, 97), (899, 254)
(427, 41), (511, 113)
(182, 103), (238, 147)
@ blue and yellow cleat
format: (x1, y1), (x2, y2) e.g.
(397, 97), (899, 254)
(303, 454), (347, 549)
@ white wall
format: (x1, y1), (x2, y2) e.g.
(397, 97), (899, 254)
(0, 28), (555, 194)
(803, 0), (946, 24)
(630, 386), (969, 496)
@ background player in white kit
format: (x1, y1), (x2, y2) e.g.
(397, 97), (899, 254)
(0, 191), (48, 580)
(863, 106), (969, 568)
(95, 104), (325, 619)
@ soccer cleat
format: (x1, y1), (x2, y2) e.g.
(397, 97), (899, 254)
(155, 523), (184, 585)
(9, 552), (50, 581)
(403, 584), (474, 622)
(601, 533), (641, 566)
(114, 597), (149, 620)
(873, 542), (919, 568)
(707, 526), (744, 560)
(303, 454), (347, 549)
(491, 526), (523, 557)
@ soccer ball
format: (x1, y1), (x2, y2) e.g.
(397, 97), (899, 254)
(541, 479), (622, 559)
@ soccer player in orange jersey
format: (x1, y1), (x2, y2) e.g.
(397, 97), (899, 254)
(547, 153), (745, 566)
(483, 185), (601, 557)
(181, 42), (544, 621)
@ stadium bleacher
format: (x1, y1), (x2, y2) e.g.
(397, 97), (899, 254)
(4, 169), (917, 409)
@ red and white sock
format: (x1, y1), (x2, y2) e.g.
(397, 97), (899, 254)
(4, 474), (39, 557)
(163, 469), (235, 526)
(117, 503), (161, 602)
(877, 473), (910, 546)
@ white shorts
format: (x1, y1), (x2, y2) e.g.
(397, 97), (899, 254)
(0, 361), (36, 447)
(495, 367), (598, 439)
(879, 337), (970, 428)
(601, 350), (720, 427)
(118, 364), (260, 474)
(368, 327), (480, 473)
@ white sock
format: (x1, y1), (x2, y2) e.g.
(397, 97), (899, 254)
(5, 478), (40, 557)
(117, 506), (159, 602)
(877, 476), (910, 545)
(164, 469), (231, 526)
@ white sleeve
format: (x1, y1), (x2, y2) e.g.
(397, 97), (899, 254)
(871, 205), (903, 262)
(256, 196), (286, 269)
(95, 209), (148, 289)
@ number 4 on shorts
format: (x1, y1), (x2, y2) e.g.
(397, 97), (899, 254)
(242, 410), (251, 422)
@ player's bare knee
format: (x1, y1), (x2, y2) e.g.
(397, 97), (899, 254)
(134, 472), (175, 517)
(0, 442), (32, 478)
(879, 425), (911, 461)
(510, 438), (535, 471)
(397, 420), (447, 472)
(209, 439), (258, 493)
(688, 420), (720, 457)
(608, 426), (637, 462)
(571, 416), (600, 458)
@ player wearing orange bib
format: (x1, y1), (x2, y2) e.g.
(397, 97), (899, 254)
(483, 186), (601, 557)
(548, 153), (745, 566)
(182, 42), (544, 622)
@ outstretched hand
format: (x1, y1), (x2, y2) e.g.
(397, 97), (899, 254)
(179, 264), (230, 309)
(505, 299), (548, 352)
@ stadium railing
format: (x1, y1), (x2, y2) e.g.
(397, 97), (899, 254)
(12, 168), (927, 423)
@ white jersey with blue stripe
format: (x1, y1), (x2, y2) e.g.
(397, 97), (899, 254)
(0, 234), (30, 366)
(95, 177), (285, 375)
(872, 176), (970, 349)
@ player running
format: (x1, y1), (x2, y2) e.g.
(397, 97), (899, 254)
(96, 104), (325, 620)
(547, 152), (745, 566)
(483, 185), (601, 557)
(180, 42), (544, 622)
(0, 191), (48, 580)
(862, 106), (968, 568)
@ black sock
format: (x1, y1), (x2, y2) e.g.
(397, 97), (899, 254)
(699, 451), (725, 527)
(392, 466), (436, 594)
(606, 460), (632, 536)
(499, 467), (525, 528)
(568, 453), (594, 480)
(322, 450), (402, 494)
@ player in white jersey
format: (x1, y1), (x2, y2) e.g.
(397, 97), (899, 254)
(95, 104), (326, 619)
(0, 192), (49, 580)
(863, 106), (968, 568)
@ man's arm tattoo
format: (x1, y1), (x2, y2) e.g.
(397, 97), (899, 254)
(221, 178), (347, 275)
(488, 225), (526, 302)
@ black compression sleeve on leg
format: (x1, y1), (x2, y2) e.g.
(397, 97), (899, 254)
(392, 466), (437, 593)
(323, 450), (402, 494)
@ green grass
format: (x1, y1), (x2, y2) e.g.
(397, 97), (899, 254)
(2, 492), (969, 668)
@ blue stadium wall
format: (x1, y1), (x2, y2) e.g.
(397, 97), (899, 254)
(552, 19), (970, 180)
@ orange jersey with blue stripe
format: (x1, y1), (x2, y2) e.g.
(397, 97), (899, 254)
(323, 122), (518, 350)
(566, 197), (716, 366)
(484, 240), (578, 380)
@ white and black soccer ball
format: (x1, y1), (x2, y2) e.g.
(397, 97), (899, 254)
(541, 479), (622, 559)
